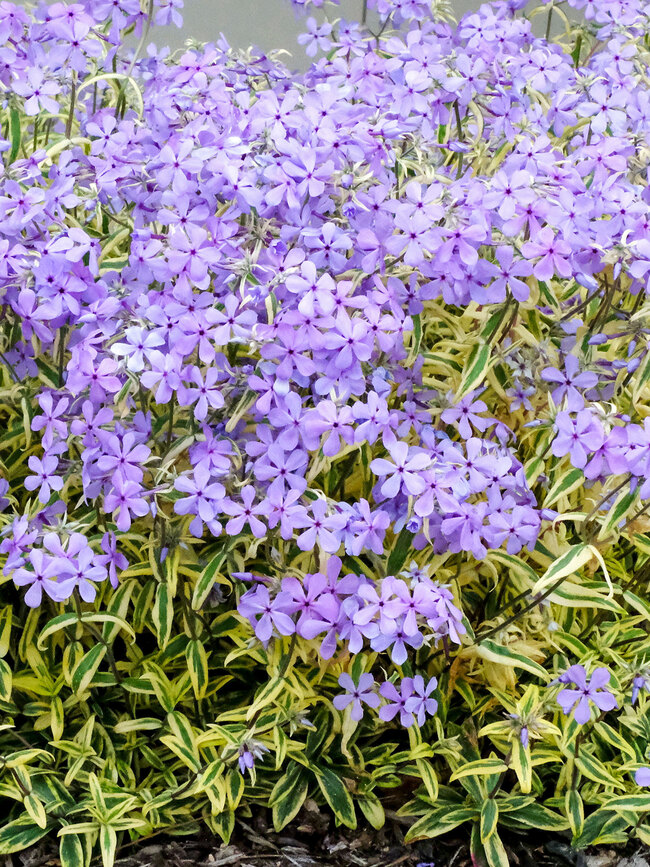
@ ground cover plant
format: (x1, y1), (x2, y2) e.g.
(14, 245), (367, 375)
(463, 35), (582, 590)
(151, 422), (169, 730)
(0, 0), (649, 864)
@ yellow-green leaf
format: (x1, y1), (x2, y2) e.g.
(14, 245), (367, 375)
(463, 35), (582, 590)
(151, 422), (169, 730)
(480, 799), (498, 842)
(313, 767), (356, 829)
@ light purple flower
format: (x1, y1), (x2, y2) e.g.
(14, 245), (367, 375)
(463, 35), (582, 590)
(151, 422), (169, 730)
(333, 672), (380, 721)
(556, 665), (618, 725)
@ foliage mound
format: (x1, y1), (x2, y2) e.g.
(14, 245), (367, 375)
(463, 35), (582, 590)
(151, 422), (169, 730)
(0, 0), (650, 865)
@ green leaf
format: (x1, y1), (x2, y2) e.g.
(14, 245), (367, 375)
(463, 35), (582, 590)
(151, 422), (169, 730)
(483, 831), (508, 867)
(358, 793), (385, 830)
(504, 802), (570, 832)
(599, 488), (638, 539)
(246, 677), (287, 721)
(0, 657), (12, 701)
(405, 807), (478, 843)
(603, 794), (650, 813)
(99, 824), (117, 867)
(594, 722), (636, 762)
(0, 816), (50, 854)
(192, 548), (232, 610)
(476, 639), (549, 680)
(450, 757), (508, 781)
(544, 467), (584, 508)
(212, 810), (235, 844)
(456, 341), (492, 401)
(59, 834), (86, 867)
(566, 789), (584, 837)
(511, 741), (532, 794)
(480, 799), (498, 843)
(415, 758), (438, 801)
(38, 613), (135, 649)
(574, 750), (624, 789)
(531, 544), (593, 596)
(387, 527), (414, 576)
(152, 583), (173, 650)
(23, 794), (47, 830)
(573, 811), (629, 848)
(270, 764), (309, 832)
(71, 645), (106, 696)
(185, 639), (208, 700)
(313, 767), (356, 829)
(8, 108), (21, 163)
(226, 769), (244, 810)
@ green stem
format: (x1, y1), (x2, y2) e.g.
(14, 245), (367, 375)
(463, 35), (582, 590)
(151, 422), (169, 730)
(545, 3), (554, 41)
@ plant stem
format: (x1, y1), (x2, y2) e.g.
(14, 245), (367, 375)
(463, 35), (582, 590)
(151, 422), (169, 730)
(545, 3), (554, 41)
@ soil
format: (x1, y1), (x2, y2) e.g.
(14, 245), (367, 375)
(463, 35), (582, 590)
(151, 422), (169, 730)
(8, 810), (649, 867)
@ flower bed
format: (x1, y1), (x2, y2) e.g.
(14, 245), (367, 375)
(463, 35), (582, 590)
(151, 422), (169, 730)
(0, 0), (649, 865)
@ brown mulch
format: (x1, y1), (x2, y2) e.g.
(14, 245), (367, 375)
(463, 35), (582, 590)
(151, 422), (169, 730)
(8, 808), (650, 867)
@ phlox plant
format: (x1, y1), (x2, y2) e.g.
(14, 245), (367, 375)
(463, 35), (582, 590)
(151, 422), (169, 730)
(0, 0), (649, 866)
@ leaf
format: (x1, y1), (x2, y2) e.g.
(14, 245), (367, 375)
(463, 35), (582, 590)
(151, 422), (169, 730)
(415, 758), (438, 801)
(0, 816), (50, 854)
(386, 528), (415, 576)
(8, 107), (21, 163)
(185, 639), (208, 700)
(574, 750), (625, 789)
(483, 831), (508, 867)
(450, 757), (508, 781)
(531, 545), (593, 596)
(566, 789), (584, 837)
(59, 833), (86, 867)
(192, 548), (232, 610)
(358, 793), (385, 830)
(99, 824), (117, 867)
(38, 613), (135, 649)
(71, 645), (106, 696)
(480, 799), (498, 842)
(212, 810), (235, 844)
(594, 722), (636, 761)
(504, 802), (569, 832)
(603, 794), (650, 813)
(573, 811), (629, 848)
(598, 488), (638, 540)
(23, 794), (47, 830)
(152, 583), (173, 650)
(511, 741), (532, 794)
(246, 677), (286, 721)
(0, 657), (12, 701)
(270, 764), (309, 832)
(405, 807), (478, 843)
(476, 639), (549, 680)
(456, 341), (492, 400)
(313, 767), (356, 830)
(544, 467), (584, 508)
(226, 769), (245, 810)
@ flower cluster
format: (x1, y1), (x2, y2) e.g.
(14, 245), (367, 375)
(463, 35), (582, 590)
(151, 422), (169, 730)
(1, 0), (650, 839)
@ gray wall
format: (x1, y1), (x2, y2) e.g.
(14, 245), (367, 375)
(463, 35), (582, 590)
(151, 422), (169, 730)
(157, 0), (483, 63)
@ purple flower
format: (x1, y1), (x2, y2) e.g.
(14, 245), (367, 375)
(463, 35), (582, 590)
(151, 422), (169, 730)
(222, 486), (270, 538)
(24, 454), (64, 504)
(379, 678), (416, 727)
(13, 549), (75, 607)
(238, 585), (296, 644)
(370, 440), (430, 499)
(521, 227), (572, 282)
(552, 410), (604, 469)
(441, 393), (490, 439)
(104, 480), (151, 532)
(333, 673), (380, 721)
(635, 768), (650, 787)
(404, 675), (438, 727)
(556, 665), (618, 725)
(542, 356), (598, 405)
